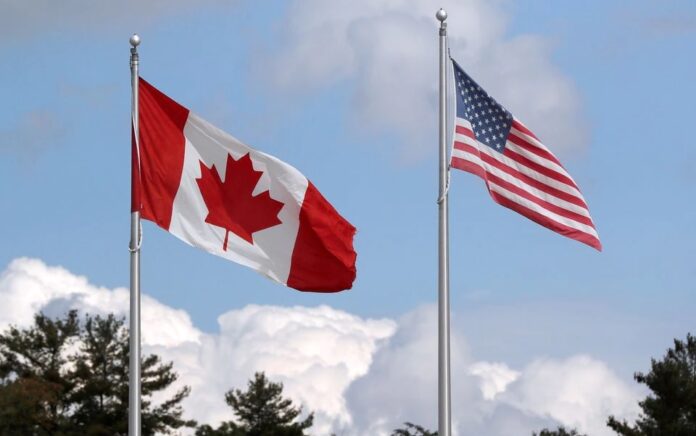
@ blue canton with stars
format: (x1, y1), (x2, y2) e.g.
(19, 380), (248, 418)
(453, 60), (513, 152)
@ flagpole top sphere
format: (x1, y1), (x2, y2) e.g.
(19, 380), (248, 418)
(436, 9), (447, 22)
(130, 34), (141, 47)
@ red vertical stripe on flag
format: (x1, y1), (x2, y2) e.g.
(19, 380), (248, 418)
(287, 183), (357, 292)
(131, 127), (141, 212)
(138, 78), (189, 230)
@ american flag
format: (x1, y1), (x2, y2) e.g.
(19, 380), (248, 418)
(449, 59), (601, 250)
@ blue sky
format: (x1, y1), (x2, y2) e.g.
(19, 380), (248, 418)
(1, 1), (695, 434)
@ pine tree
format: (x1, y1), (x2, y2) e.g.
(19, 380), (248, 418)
(607, 333), (696, 436)
(69, 313), (195, 435)
(0, 311), (80, 435)
(195, 422), (246, 436)
(532, 427), (586, 436)
(392, 422), (438, 436)
(198, 372), (313, 436)
(0, 310), (194, 435)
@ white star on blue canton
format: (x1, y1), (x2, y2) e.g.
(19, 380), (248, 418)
(453, 61), (513, 152)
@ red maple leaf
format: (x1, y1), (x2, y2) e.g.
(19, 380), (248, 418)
(196, 153), (284, 250)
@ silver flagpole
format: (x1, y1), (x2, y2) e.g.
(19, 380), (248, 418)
(128, 33), (142, 436)
(436, 9), (451, 436)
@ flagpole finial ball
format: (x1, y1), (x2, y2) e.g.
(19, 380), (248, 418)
(436, 9), (447, 22)
(129, 34), (141, 47)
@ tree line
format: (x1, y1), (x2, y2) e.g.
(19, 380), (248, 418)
(0, 310), (694, 435)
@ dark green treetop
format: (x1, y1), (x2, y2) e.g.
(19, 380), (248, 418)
(196, 372), (313, 436)
(391, 421), (438, 436)
(533, 427), (586, 436)
(0, 310), (194, 436)
(607, 333), (696, 436)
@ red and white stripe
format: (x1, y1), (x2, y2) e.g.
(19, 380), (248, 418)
(450, 117), (601, 250)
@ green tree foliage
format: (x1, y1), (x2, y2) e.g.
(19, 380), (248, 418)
(0, 310), (194, 436)
(195, 422), (247, 436)
(607, 333), (696, 436)
(0, 311), (79, 435)
(532, 427), (586, 436)
(391, 422), (438, 436)
(197, 372), (313, 436)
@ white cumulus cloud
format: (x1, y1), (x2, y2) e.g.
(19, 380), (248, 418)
(0, 258), (395, 434)
(0, 257), (200, 347)
(469, 361), (520, 401)
(0, 258), (639, 436)
(154, 304), (396, 434)
(498, 355), (642, 436)
(345, 307), (641, 436)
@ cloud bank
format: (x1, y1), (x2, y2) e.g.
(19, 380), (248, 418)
(0, 258), (638, 435)
(264, 0), (587, 161)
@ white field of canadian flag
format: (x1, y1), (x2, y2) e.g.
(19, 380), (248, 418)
(133, 78), (357, 292)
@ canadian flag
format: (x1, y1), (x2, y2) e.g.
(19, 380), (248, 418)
(133, 78), (356, 292)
